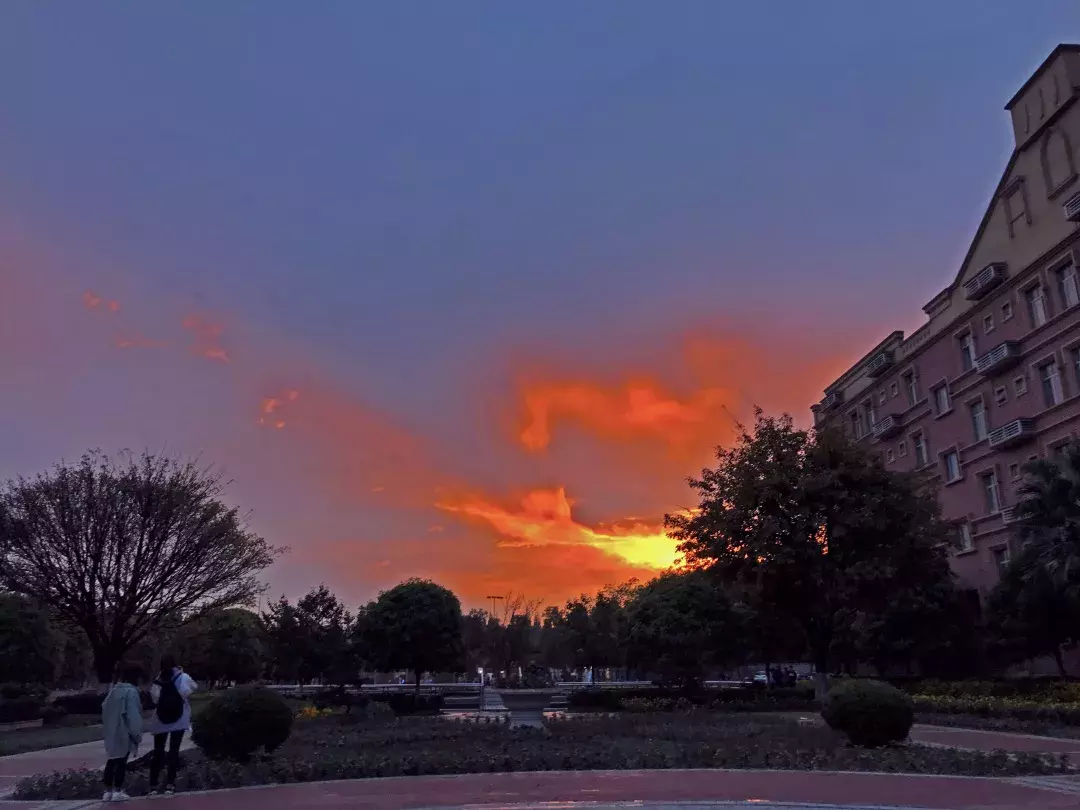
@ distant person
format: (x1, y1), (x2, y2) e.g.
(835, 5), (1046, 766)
(101, 663), (144, 803)
(148, 654), (197, 795)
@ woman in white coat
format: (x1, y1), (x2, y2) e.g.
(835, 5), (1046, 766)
(148, 654), (197, 794)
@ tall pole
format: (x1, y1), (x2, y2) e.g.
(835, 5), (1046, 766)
(486, 595), (504, 620)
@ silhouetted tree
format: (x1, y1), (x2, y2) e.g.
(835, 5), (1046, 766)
(0, 451), (280, 682)
(362, 578), (463, 690)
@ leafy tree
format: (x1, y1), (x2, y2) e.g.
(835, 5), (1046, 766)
(987, 546), (1080, 676)
(263, 587), (358, 685)
(175, 608), (266, 687)
(0, 593), (59, 684)
(625, 570), (744, 687)
(667, 412), (954, 698)
(0, 451), (280, 682)
(1013, 443), (1080, 591)
(263, 597), (303, 683)
(362, 578), (463, 690)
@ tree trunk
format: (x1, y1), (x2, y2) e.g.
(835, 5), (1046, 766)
(1054, 647), (1068, 678)
(92, 644), (120, 687)
(813, 649), (830, 703)
(415, 669), (421, 694)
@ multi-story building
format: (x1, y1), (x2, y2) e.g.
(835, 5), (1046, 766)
(813, 45), (1080, 597)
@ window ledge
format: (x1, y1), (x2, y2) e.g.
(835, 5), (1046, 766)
(934, 408), (954, 420)
(1049, 173), (1078, 201)
(944, 476), (964, 487)
(954, 547), (977, 557)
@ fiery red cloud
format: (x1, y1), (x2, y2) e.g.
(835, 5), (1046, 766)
(7, 277), (843, 607)
(182, 313), (230, 362)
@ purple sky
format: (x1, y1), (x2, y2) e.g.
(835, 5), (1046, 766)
(2, 3), (1078, 607)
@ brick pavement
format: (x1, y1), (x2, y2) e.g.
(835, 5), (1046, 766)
(1, 770), (1076, 810)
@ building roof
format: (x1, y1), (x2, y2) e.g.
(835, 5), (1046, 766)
(1004, 43), (1080, 110)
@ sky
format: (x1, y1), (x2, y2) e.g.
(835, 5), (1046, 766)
(2, 2), (1079, 610)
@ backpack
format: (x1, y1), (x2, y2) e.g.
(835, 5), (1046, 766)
(155, 674), (184, 725)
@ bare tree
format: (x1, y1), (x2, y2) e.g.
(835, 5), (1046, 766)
(0, 451), (281, 683)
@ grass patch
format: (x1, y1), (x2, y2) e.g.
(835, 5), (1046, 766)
(0, 722), (105, 757)
(916, 712), (1080, 739)
(12, 711), (1071, 800)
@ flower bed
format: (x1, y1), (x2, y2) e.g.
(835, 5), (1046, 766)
(567, 685), (816, 713)
(13, 711), (1070, 800)
(912, 694), (1080, 725)
(915, 712), (1080, 739)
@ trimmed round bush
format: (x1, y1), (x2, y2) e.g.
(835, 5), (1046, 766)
(192, 686), (293, 761)
(822, 679), (914, 748)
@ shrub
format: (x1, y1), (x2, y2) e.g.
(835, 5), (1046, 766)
(0, 683), (48, 701)
(50, 692), (104, 715)
(372, 693), (443, 715)
(912, 694), (1080, 725)
(0, 695), (44, 723)
(192, 686), (294, 761)
(363, 700), (396, 723)
(822, 679), (914, 748)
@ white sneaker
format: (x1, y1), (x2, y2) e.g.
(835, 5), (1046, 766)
(111, 790), (131, 802)
(102, 791), (114, 802)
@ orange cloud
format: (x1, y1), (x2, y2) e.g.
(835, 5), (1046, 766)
(82, 290), (120, 312)
(435, 486), (680, 570)
(512, 332), (851, 457)
(182, 313), (229, 362)
(113, 331), (168, 350)
(519, 379), (731, 451)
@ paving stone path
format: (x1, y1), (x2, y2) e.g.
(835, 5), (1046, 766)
(3, 722), (1080, 808)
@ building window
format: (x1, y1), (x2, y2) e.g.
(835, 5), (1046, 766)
(1008, 462), (1021, 480)
(1002, 300), (1014, 321)
(943, 450), (961, 482)
(970, 400), (988, 442)
(994, 386), (1008, 406)
(899, 441), (908, 457)
(1015, 374), (1029, 396)
(903, 372), (918, 406)
(849, 411), (862, 439)
(957, 523), (973, 552)
(1026, 285), (1048, 328)
(984, 471), (1003, 512)
(1040, 360), (1064, 407)
(1058, 262), (1079, 309)
(959, 332), (976, 371)
(932, 384), (951, 415)
(981, 470), (1001, 514)
(993, 545), (1012, 578)
(1071, 347), (1080, 386)
(862, 400), (875, 434)
(1004, 181), (1029, 238)
(878, 389), (887, 405)
(983, 313), (995, 334)
(885, 448), (895, 464)
(890, 382), (899, 398)
(913, 432), (929, 467)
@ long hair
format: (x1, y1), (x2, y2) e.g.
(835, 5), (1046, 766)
(158, 653), (177, 683)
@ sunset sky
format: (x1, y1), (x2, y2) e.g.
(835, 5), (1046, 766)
(2, 3), (1079, 609)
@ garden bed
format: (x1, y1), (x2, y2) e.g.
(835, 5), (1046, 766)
(12, 712), (1071, 801)
(916, 712), (1080, 739)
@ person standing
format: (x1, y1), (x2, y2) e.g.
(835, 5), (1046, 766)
(101, 664), (144, 803)
(148, 654), (197, 795)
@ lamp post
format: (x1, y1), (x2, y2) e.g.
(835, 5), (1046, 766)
(486, 595), (504, 620)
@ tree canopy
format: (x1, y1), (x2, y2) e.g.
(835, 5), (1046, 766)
(666, 412), (956, 695)
(0, 451), (281, 682)
(362, 578), (463, 689)
(625, 570), (743, 686)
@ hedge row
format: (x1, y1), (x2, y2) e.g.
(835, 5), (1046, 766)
(567, 686), (816, 712)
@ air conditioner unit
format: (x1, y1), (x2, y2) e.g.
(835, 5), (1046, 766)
(1065, 192), (1080, 223)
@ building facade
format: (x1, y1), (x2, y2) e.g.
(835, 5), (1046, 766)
(813, 45), (1080, 597)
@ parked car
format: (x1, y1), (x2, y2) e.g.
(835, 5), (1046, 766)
(752, 671), (768, 684)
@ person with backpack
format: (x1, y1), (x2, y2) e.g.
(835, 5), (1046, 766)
(148, 654), (197, 795)
(101, 663), (144, 803)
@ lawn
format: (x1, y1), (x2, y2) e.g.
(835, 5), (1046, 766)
(0, 720), (105, 757)
(13, 711), (1071, 801)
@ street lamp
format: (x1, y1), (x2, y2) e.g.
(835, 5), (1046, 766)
(486, 595), (504, 620)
